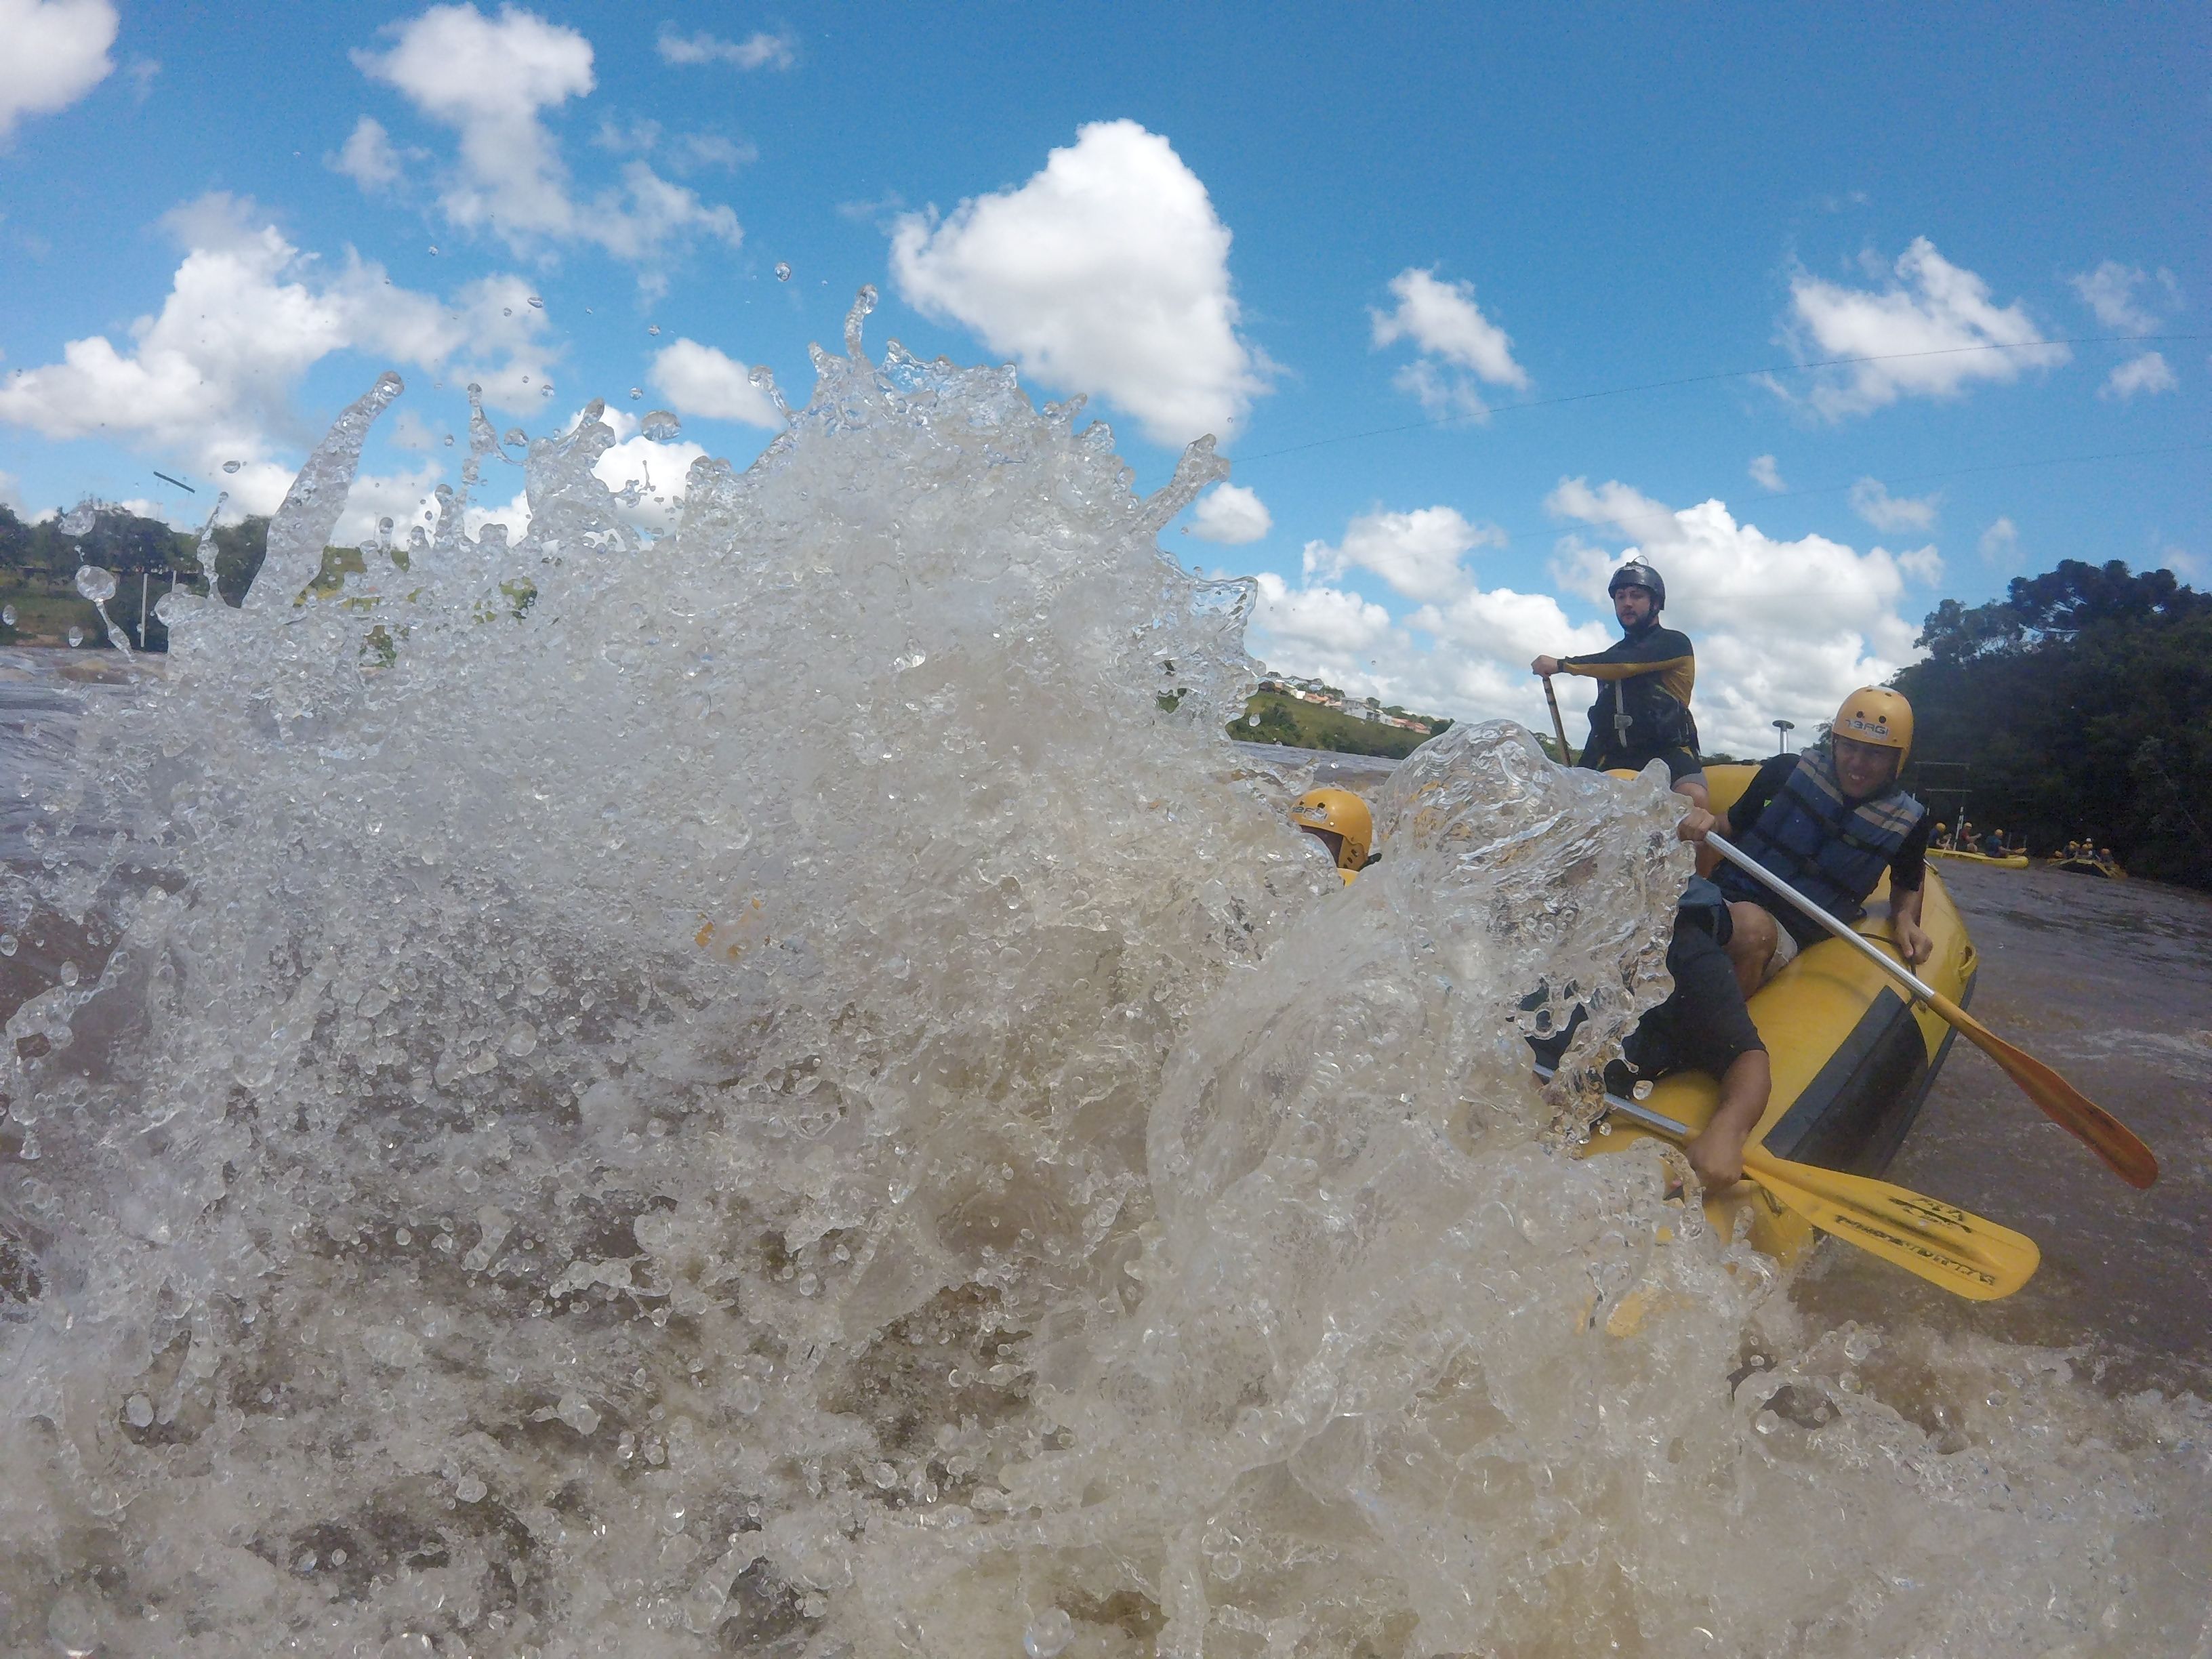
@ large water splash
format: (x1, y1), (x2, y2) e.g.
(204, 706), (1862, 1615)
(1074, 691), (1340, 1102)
(1, 295), (2205, 1656)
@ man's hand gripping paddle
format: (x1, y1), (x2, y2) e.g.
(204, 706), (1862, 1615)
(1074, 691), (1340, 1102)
(1706, 833), (2157, 1189)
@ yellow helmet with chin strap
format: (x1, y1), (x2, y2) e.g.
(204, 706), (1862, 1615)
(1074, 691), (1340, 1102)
(1830, 687), (1914, 770)
(1290, 787), (1373, 878)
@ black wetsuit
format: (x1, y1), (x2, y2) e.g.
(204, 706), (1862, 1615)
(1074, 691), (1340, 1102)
(1563, 620), (1702, 784)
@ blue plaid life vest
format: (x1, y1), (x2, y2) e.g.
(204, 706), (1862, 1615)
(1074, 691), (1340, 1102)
(1715, 743), (1924, 924)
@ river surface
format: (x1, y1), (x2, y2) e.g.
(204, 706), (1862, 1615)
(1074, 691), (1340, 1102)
(1, 337), (2207, 1658)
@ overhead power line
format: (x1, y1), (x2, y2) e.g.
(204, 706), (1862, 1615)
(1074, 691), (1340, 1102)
(1239, 333), (2210, 466)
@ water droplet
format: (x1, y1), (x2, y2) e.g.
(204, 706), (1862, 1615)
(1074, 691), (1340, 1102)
(504, 1023), (538, 1057)
(502, 307), (512, 317)
(455, 1474), (487, 1502)
(629, 388), (643, 400)
(647, 323), (661, 335)
(75, 565), (117, 604)
(58, 504), (97, 535)
(60, 962), (79, 986)
(503, 428), (527, 449)
(869, 1460), (896, 1488)
(2, 606), (15, 626)
(66, 627), (84, 648)
(0, 935), (16, 957)
(642, 411), (682, 442)
(223, 461), (242, 474)
(395, 1228), (412, 1246)
(124, 1394), (154, 1428)
(443, 434), (455, 447)
(773, 261), (792, 282)
(428, 245), (438, 254)
(527, 295), (544, 309)
(378, 516), (394, 534)
(1023, 1608), (1074, 1658)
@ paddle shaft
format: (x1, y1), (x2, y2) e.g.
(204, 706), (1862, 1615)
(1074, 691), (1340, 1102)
(1704, 834), (1939, 1000)
(1704, 832), (2157, 1189)
(1540, 674), (1576, 764)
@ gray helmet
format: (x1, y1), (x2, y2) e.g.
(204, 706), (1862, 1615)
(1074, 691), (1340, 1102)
(1607, 560), (1665, 611)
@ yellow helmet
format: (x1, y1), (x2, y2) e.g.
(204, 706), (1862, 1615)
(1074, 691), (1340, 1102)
(1830, 687), (1914, 769)
(1290, 787), (1373, 874)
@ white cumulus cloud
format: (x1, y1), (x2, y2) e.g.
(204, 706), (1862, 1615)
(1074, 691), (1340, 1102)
(656, 24), (795, 70)
(331, 115), (407, 190)
(352, 4), (740, 267)
(1187, 483), (1271, 545)
(0, 0), (116, 144)
(1978, 517), (2020, 565)
(648, 338), (783, 428)
(2069, 260), (2175, 333)
(888, 119), (1268, 447)
(2100, 351), (2177, 400)
(1895, 546), (1944, 584)
(1779, 237), (2069, 418)
(1847, 476), (1940, 533)
(1748, 454), (1785, 492)
(0, 194), (555, 515)
(1370, 266), (1528, 417)
(1300, 505), (1504, 605)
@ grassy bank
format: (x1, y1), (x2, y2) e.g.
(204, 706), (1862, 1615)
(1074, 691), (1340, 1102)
(1231, 688), (1448, 760)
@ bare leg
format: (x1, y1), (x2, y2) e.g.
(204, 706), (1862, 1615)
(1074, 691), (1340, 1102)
(1686, 1048), (1771, 1190)
(1722, 901), (1776, 1000)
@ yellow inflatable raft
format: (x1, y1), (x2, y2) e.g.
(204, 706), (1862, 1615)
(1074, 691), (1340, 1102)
(2053, 857), (2126, 879)
(1580, 764), (1975, 1270)
(1929, 846), (2028, 869)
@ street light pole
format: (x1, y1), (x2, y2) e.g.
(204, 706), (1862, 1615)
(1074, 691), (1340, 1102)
(1772, 718), (1796, 754)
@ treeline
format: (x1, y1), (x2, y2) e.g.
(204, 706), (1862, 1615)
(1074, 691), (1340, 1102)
(1894, 559), (2212, 888)
(0, 506), (269, 644)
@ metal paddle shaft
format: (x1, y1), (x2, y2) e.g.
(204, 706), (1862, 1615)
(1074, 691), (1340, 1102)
(1704, 834), (1940, 1000)
(1536, 1066), (2039, 1299)
(1704, 832), (2158, 1189)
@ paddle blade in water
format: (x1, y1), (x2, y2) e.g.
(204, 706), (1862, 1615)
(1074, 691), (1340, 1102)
(1931, 992), (2159, 1189)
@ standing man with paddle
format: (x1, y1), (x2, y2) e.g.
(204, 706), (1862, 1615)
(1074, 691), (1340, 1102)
(1685, 687), (1932, 998)
(1531, 560), (1708, 809)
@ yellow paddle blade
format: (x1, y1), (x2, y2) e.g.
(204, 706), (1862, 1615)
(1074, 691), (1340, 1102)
(1922, 989), (2158, 1189)
(1743, 1148), (2040, 1301)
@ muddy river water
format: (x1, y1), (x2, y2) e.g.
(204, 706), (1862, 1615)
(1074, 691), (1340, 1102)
(1, 340), (2205, 1655)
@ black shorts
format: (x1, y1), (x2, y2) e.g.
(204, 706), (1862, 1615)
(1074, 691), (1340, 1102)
(1526, 920), (1765, 1089)
(1578, 745), (1706, 787)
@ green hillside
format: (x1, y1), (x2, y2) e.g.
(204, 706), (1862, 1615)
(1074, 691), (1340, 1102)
(1232, 687), (1450, 760)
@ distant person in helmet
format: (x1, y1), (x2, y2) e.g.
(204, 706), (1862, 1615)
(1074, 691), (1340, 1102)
(1681, 687), (1932, 997)
(1290, 787), (1373, 884)
(1531, 560), (1708, 809)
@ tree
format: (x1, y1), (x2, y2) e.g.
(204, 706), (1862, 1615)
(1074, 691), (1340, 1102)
(1893, 560), (2212, 886)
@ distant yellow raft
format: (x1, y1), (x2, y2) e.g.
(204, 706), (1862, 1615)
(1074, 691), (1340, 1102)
(1929, 847), (2028, 869)
(1580, 764), (1976, 1271)
(2052, 857), (2127, 879)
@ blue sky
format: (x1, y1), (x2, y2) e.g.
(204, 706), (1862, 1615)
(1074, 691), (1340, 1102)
(0, 1), (2203, 750)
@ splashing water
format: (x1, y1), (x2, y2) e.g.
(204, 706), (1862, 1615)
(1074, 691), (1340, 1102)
(1, 294), (2205, 1656)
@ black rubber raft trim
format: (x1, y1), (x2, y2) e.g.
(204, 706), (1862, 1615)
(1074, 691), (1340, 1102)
(1764, 968), (1974, 1178)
